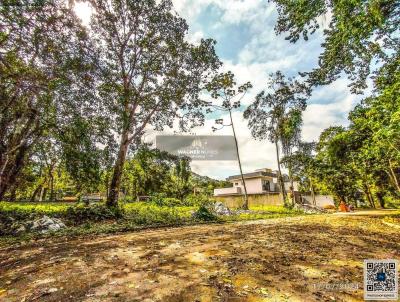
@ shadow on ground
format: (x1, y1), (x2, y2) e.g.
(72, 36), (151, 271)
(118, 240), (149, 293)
(0, 213), (399, 302)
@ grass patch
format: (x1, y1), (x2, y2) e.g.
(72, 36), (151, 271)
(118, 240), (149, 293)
(248, 205), (299, 214)
(223, 212), (302, 222)
(0, 201), (303, 244)
(220, 205), (302, 222)
(383, 214), (400, 225)
(0, 201), (70, 219)
(124, 202), (196, 224)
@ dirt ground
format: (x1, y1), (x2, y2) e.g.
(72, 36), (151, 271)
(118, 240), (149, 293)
(0, 211), (399, 302)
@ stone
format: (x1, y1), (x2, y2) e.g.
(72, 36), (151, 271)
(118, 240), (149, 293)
(234, 209), (253, 215)
(40, 216), (54, 226)
(46, 288), (58, 294)
(213, 202), (231, 215)
(52, 218), (66, 228)
(293, 203), (326, 214)
(14, 225), (26, 234)
(47, 224), (61, 232)
(30, 221), (40, 230)
(29, 216), (67, 233)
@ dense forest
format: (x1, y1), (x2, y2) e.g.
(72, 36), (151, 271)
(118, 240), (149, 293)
(1, 0), (399, 208)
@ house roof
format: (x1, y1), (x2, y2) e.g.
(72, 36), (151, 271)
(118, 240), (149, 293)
(227, 171), (278, 181)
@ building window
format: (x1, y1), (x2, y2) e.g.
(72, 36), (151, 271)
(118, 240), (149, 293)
(262, 180), (270, 191)
(234, 182), (238, 186)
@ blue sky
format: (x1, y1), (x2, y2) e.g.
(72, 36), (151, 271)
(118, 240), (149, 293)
(74, 0), (365, 180)
(168, 0), (365, 179)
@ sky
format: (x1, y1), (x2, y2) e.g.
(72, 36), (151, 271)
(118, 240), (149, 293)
(74, 0), (364, 180)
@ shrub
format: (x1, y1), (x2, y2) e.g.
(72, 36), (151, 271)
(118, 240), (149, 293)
(384, 196), (400, 209)
(125, 203), (183, 225)
(0, 202), (69, 220)
(160, 198), (183, 207)
(184, 194), (214, 206)
(192, 204), (218, 221)
(65, 204), (124, 223)
(149, 193), (185, 207)
(148, 193), (166, 205)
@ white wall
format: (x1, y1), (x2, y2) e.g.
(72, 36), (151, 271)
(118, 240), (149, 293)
(284, 181), (299, 192)
(302, 195), (335, 207)
(233, 178), (263, 194)
(214, 187), (241, 196)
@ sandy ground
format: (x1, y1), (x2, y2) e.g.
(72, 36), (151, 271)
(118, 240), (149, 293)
(0, 211), (399, 302)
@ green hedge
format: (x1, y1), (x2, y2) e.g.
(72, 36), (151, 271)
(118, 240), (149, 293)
(0, 202), (70, 219)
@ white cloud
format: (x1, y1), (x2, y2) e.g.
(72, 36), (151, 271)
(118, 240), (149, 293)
(73, 1), (92, 26)
(302, 79), (361, 142)
(162, 0), (361, 180)
(186, 30), (205, 44)
(91, 0), (361, 180)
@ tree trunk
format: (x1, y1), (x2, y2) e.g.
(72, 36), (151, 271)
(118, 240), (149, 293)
(0, 154), (10, 200)
(274, 140), (287, 204)
(365, 192), (375, 209)
(0, 144), (29, 201)
(310, 178), (316, 206)
(105, 172), (110, 199)
(42, 188), (48, 202)
(388, 161), (400, 193)
(107, 131), (130, 207)
(364, 185), (375, 208)
(229, 109), (248, 210)
(30, 185), (41, 202)
(9, 186), (17, 202)
(39, 186), (45, 202)
(376, 191), (385, 208)
(288, 168), (295, 205)
(367, 186), (375, 208)
(0, 183), (7, 202)
(49, 172), (55, 201)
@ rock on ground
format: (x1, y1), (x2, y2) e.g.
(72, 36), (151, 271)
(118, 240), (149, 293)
(213, 202), (231, 215)
(293, 203), (327, 214)
(12, 215), (66, 235)
(1, 212), (399, 302)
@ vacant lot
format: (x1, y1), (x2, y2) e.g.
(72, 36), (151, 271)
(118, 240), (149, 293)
(0, 211), (399, 302)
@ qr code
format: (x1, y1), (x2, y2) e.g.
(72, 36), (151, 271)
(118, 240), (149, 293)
(364, 259), (398, 300)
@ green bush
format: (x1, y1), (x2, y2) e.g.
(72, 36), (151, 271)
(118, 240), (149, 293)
(160, 198), (183, 207)
(149, 193), (184, 207)
(0, 202), (69, 220)
(149, 193), (215, 207)
(65, 204), (124, 222)
(192, 204), (218, 221)
(384, 196), (400, 209)
(125, 203), (183, 225)
(184, 194), (214, 206)
(148, 193), (166, 205)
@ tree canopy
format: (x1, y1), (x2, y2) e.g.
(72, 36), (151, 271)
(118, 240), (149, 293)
(273, 0), (400, 93)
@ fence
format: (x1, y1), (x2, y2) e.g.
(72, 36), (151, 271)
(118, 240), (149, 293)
(214, 193), (283, 208)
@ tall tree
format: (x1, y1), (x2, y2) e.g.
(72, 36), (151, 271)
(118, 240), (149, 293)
(206, 72), (252, 210)
(272, 0), (399, 93)
(244, 71), (309, 205)
(121, 146), (181, 199)
(88, 0), (221, 207)
(272, 0), (399, 208)
(314, 127), (361, 205)
(279, 108), (303, 204)
(0, 0), (95, 200)
(281, 142), (317, 204)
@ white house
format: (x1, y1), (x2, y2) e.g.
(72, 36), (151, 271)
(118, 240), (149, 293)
(214, 168), (298, 196)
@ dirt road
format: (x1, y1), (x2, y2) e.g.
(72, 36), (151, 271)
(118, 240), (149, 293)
(1, 212), (399, 302)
